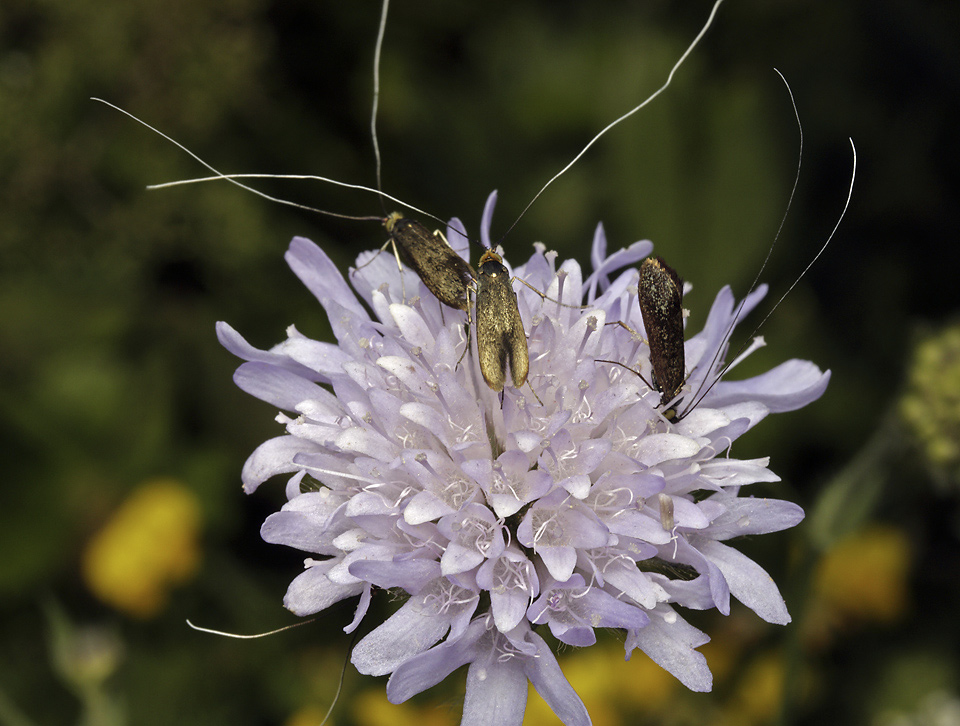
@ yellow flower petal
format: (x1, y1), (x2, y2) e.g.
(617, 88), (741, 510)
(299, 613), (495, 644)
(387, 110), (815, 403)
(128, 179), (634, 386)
(82, 478), (201, 618)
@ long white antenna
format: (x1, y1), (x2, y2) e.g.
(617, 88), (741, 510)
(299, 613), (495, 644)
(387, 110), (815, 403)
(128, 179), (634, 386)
(499, 0), (725, 242)
(678, 68), (805, 416)
(91, 97), (449, 224)
(145, 173), (435, 220)
(186, 618), (314, 638)
(371, 0), (390, 204)
(679, 138), (857, 418)
(91, 98), (379, 221)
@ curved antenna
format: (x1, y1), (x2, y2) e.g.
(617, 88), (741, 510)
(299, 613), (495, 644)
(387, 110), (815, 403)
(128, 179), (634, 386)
(317, 633), (355, 726)
(750, 140), (857, 338)
(367, 0), (485, 254)
(187, 616), (354, 726)
(679, 137), (857, 418)
(678, 68), (805, 417)
(185, 618), (315, 638)
(371, 0), (390, 212)
(92, 97), (450, 227)
(497, 0), (725, 244)
(91, 97), (378, 222)
(145, 173), (441, 222)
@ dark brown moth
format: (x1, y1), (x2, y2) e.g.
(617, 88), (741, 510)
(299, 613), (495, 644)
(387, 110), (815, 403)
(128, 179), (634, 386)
(637, 256), (686, 421)
(383, 212), (476, 312)
(476, 249), (529, 391)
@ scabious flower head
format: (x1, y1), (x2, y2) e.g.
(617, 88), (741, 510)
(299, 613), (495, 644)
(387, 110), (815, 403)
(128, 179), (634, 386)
(219, 192), (829, 725)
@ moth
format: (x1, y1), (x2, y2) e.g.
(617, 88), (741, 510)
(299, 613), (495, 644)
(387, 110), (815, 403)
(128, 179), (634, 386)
(382, 212), (475, 312)
(637, 256), (686, 421)
(475, 249), (529, 392)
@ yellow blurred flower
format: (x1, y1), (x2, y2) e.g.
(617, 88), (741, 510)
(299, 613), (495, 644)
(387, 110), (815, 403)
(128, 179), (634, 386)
(82, 478), (201, 618)
(285, 704), (333, 726)
(718, 651), (787, 726)
(523, 642), (680, 725)
(606, 646), (679, 712)
(352, 688), (457, 726)
(813, 525), (910, 626)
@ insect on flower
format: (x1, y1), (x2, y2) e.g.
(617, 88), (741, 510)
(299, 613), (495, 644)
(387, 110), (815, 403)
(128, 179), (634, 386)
(381, 212), (475, 312)
(637, 255), (687, 421)
(601, 252), (751, 425)
(99, 1), (857, 724)
(475, 248), (529, 391)
(212, 2), (854, 722)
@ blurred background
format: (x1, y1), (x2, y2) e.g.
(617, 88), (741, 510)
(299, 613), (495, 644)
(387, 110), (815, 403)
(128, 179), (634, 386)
(2, 0), (958, 724)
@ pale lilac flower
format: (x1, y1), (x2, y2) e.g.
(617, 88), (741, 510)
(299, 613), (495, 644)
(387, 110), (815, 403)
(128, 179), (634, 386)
(220, 192), (828, 724)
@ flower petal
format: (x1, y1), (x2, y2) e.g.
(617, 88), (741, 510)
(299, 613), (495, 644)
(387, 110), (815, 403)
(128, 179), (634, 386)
(626, 609), (712, 692)
(233, 361), (328, 410)
(387, 621), (482, 704)
(523, 631), (591, 726)
(707, 496), (805, 540)
(285, 237), (369, 323)
(352, 597), (457, 676)
(283, 559), (363, 616)
(697, 539), (791, 624)
(462, 655), (528, 726)
(241, 435), (307, 493)
(707, 360), (831, 412)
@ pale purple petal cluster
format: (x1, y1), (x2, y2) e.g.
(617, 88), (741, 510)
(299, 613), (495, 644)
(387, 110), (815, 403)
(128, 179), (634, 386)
(221, 193), (827, 724)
